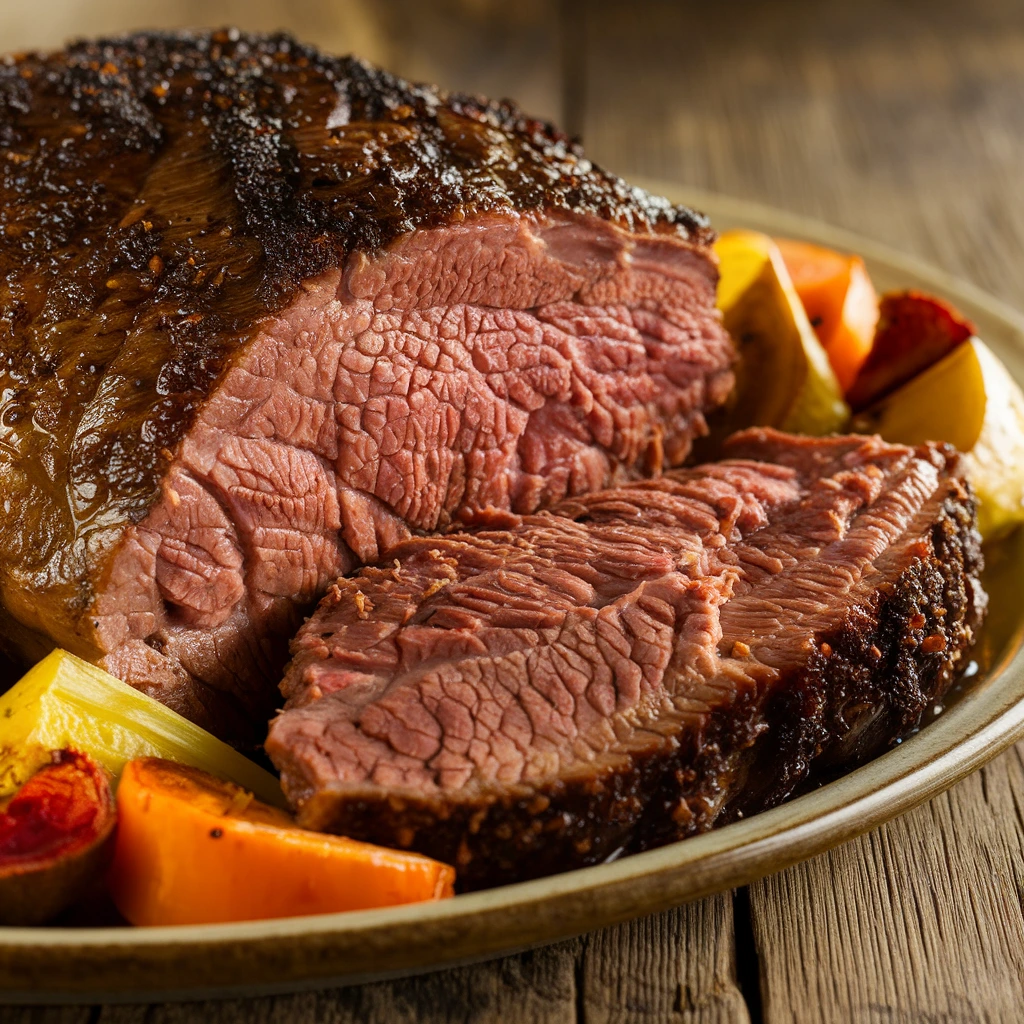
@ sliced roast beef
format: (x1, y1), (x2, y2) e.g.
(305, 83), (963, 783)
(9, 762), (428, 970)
(267, 429), (985, 890)
(0, 31), (733, 740)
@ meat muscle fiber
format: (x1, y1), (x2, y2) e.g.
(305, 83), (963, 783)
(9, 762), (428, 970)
(267, 429), (985, 890)
(0, 31), (733, 739)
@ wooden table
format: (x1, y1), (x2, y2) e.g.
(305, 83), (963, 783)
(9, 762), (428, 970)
(4, 0), (1024, 1020)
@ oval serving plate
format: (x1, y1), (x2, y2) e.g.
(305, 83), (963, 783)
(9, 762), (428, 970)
(4, 187), (1024, 1004)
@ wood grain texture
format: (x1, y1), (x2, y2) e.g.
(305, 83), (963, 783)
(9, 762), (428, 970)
(751, 762), (1024, 1022)
(3, 0), (1024, 1020)
(578, 894), (751, 1024)
(0, 0), (388, 63)
(372, 0), (563, 123)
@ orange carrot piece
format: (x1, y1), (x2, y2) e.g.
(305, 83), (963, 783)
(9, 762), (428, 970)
(776, 237), (879, 392)
(109, 758), (455, 926)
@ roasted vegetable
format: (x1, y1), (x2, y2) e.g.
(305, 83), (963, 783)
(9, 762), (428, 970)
(775, 237), (878, 391)
(0, 750), (115, 925)
(709, 230), (848, 446)
(851, 337), (1024, 538)
(109, 759), (456, 925)
(846, 291), (974, 410)
(0, 651), (283, 805)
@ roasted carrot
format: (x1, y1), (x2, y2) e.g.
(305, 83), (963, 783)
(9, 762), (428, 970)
(776, 237), (879, 392)
(109, 758), (455, 926)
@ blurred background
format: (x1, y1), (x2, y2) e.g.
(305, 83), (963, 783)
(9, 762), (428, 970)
(2, 0), (1023, 305)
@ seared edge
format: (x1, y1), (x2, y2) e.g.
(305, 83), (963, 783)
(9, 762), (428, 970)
(276, 459), (983, 891)
(0, 29), (715, 663)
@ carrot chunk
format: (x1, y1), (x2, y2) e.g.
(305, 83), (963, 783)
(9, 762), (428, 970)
(776, 237), (879, 392)
(109, 758), (455, 926)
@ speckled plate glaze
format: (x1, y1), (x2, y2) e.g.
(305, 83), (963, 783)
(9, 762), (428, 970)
(5, 186), (1024, 1004)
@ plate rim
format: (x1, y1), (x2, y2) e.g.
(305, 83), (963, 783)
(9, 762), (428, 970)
(5, 184), (1024, 1002)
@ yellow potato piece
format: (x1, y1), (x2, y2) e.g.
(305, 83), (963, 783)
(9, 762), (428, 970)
(851, 338), (1024, 540)
(712, 230), (848, 440)
(0, 650), (285, 805)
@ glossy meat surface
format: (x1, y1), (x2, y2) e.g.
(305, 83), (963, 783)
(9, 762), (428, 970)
(0, 31), (727, 736)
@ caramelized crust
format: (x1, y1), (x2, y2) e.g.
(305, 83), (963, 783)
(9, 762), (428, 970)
(0, 30), (714, 666)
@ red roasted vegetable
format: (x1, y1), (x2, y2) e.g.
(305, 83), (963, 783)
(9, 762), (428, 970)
(0, 750), (116, 924)
(846, 290), (975, 410)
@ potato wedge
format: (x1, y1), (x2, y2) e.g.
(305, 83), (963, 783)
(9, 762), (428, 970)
(851, 337), (1024, 539)
(708, 231), (848, 447)
(0, 750), (115, 925)
(0, 650), (284, 805)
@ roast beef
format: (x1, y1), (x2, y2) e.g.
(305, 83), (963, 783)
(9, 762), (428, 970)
(0, 31), (733, 740)
(266, 429), (985, 890)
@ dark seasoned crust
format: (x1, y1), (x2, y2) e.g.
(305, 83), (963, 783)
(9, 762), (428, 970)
(648, 489), (984, 841)
(289, 487), (982, 892)
(0, 29), (712, 655)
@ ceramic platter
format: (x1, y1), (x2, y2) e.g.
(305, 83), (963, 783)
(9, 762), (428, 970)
(6, 186), (1024, 1004)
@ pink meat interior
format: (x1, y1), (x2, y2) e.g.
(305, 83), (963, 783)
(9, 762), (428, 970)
(92, 213), (733, 733)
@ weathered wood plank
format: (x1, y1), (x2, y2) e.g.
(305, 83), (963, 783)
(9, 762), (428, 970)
(373, 0), (564, 123)
(751, 755), (1024, 1023)
(579, 895), (751, 1024)
(0, 0), (391, 66)
(0, 1010), (92, 1024)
